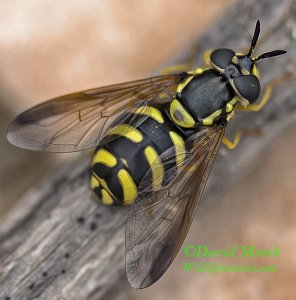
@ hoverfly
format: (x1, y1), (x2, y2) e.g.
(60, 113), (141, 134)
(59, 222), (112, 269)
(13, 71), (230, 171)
(7, 20), (286, 288)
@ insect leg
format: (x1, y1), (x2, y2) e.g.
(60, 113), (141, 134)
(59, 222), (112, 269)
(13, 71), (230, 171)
(161, 64), (191, 75)
(203, 49), (213, 67)
(222, 131), (243, 150)
(162, 49), (213, 75)
(187, 50), (213, 75)
(223, 129), (262, 150)
(188, 50), (213, 75)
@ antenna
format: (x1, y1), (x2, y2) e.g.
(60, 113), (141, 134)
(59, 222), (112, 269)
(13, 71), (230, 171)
(247, 20), (260, 57)
(254, 50), (287, 61)
(246, 20), (287, 61)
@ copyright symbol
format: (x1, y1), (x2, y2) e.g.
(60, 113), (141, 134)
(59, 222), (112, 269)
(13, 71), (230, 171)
(183, 244), (196, 257)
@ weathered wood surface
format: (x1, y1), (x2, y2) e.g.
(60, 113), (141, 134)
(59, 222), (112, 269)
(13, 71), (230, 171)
(0, 0), (296, 299)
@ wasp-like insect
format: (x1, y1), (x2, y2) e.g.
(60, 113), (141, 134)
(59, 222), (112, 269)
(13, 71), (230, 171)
(7, 20), (286, 288)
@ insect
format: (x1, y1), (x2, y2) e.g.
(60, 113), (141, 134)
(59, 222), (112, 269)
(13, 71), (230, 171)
(7, 20), (287, 288)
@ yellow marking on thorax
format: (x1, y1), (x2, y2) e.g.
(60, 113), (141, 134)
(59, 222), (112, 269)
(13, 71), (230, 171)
(117, 169), (137, 205)
(202, 109), (222, 126)
(101, 189), (113, 205)
(144, 146), (164, 190)
(170, 99), (196, 128)
(108, 124), (143, 143)
(176, 76), (194, 93)
(226, 97), (238, 113)
(92, 149), (117, 167)
(188, 67), (205, 75)
(134, 106), (164, 123)
(169, 131), (186, 165)
(226, 110), (235, 121)
(226, 103), (232, 113)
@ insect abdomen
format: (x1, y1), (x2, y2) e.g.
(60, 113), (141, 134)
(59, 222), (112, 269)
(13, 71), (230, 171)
(91, 147), (137, 205)
(90, 104), (187, 206)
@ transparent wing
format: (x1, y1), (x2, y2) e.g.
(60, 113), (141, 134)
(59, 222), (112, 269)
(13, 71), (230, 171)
(7, 74), (185, 152)
(125, 125), (225, 288)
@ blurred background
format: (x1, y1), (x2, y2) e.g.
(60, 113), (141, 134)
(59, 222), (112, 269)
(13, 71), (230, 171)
(0, 0), (295, 299)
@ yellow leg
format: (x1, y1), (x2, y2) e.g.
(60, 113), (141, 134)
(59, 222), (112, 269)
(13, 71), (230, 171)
(162, 49), (213, 75)
(203, 49), (213, 68)
(161, 64), (191, 75)
(188, 49), (213, 74)
(237, 71), (295, 112)
(223, 129), (263, 150)
(222, 131), (243, 150)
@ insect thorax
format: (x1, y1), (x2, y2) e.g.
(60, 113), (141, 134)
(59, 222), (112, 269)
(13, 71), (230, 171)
(170, 69), (237, 127)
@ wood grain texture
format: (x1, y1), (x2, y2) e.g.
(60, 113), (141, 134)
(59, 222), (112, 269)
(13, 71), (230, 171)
(0, 0), (295, 299)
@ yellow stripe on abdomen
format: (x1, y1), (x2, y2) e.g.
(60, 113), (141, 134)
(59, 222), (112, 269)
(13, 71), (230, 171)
(92, 148), (117, 167)
(90, 174), (100, 189)
(101, 189), (113, 205)
(134, 106), (164, 123)
(144, 146), (164, 190)
(90, 174), (114, 205)
(169, 131), (186, 166)
(117, 169), (137, 205)
(108, 124), (143, 143)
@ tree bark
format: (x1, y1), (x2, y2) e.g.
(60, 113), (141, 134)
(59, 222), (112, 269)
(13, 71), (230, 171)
(0, 0), (295, 299)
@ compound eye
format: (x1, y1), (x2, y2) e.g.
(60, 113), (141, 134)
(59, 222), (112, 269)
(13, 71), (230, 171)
(210, 48), (235, 69)
(233, 74), (261, 103)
